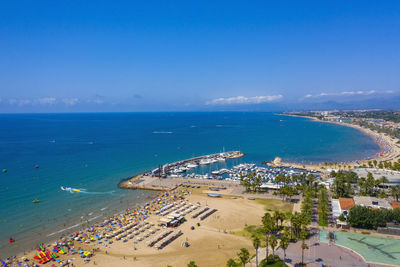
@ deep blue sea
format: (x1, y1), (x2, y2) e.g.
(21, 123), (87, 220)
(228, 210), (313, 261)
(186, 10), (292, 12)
(0, 112), (379, 257)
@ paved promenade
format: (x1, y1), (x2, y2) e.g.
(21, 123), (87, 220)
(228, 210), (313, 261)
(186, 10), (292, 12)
(247, 198), (394, 267)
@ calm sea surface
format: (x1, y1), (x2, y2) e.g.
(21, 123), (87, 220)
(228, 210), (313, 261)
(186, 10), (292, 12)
(0, 112), (379, 257)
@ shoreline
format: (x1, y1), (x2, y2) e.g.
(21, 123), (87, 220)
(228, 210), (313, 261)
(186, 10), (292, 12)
(4, 115), (400, 264)
(11, 182), (278, 267)
(1, 151), (245, 262)
(279, 113), (400, 172)
(1, 190), (160, 260)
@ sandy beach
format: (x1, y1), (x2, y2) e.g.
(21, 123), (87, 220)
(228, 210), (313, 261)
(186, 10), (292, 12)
(278, 114), (400, 173)
(12, 184), (292, 267)
(6, 115), (400, 267)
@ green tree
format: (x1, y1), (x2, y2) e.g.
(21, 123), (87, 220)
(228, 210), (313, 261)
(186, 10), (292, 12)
(391, 186), (400, 202)
(279, 234), (290, 263)
(347, 206), (386, 229)
(187, 261), (198, 267)
(237, 248), (250, 267)
(252, 235), (261, 267)
(262, 213), (275, 260)
(269, 234), (278, 257)
(226, 258), (238, 267)
(380, 176), (389, 187)
(300, 230), (309, 266)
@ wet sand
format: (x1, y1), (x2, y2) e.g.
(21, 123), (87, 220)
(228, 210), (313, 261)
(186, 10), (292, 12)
(20, 185), (288, 267)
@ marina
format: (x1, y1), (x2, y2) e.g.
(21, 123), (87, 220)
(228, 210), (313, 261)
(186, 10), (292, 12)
(120, 151), (321, 191)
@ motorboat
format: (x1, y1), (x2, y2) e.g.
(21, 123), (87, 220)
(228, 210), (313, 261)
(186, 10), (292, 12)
(199, 158), (212, 165)
(186, 163), (198, 168)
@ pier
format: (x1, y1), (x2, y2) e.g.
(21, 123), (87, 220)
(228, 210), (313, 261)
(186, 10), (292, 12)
(119, 151), (244, 191)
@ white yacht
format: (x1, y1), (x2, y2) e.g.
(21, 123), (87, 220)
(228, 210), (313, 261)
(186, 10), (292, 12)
(209, 158), (218, 164)
(186, 163), (198, 168)
(199, 158), (212, 165)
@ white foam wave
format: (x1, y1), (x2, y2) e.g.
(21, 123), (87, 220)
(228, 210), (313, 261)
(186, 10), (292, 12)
(47, 215), (101, 237)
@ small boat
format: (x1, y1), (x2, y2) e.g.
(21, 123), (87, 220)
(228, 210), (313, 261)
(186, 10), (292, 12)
(9, 237), (15, 243)
(2, 169), (7, 173)
(35, 165), (40, 168)
(199, 158), (212, 165)
(186, 163), (198, 169)
(207, 193), (221, 198)
(61, 186), (83, 192)
(209, 159), (218, 164)
(33, 199), (40, 204)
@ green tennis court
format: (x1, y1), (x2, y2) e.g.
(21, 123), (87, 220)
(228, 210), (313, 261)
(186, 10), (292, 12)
(319, 229), (400, 266)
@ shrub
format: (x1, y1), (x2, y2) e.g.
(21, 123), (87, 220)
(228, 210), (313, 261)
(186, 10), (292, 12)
(259, 255), (286, 266)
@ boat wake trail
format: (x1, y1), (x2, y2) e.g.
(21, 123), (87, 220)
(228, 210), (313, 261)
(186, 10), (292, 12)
(61, 186), (114, 195)
(152, 131), (173, 134)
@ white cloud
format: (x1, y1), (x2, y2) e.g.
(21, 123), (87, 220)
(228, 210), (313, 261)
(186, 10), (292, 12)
(92, 99), (104, 104)
(206, 95), (283, 105)
(37, 97), (56, 105)
(18, 99), (32, 106)
(301, 90), (395, 99)
(86, 98), (105, 104)
(62, 98), (79, 105)
(8, 99), (32, 106)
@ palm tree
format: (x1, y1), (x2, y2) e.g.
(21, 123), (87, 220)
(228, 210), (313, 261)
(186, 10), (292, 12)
(273, 211), (280, 230)
(279, 234), (290, 263)
(252, 235), (260, 267)
(269, 234), (278, 257)
(391, 186), (400, 202)
(301, 243), (309, 265)
(380, 176), (389, 187)
(262, 213), (275, 260)
(226, 258), (237, 267)
(273, 210), (285, 229)
(237, 248), (250, 267)
(300, 230), (309, 266)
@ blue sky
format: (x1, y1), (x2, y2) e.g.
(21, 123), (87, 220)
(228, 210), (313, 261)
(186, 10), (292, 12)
(0, 1), (400, 112)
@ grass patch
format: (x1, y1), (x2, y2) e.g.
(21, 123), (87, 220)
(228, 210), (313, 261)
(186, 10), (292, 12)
(318, 212), (328, 226)
(318, 221), (328, 227)
(235, 225), (266, 246)
(254, 198), (293, 213)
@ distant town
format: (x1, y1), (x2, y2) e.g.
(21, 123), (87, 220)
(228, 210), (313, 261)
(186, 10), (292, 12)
(288, 110), (400, 139)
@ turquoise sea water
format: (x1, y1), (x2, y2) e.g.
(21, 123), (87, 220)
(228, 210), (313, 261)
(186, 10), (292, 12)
(0, 112), (379, 258)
